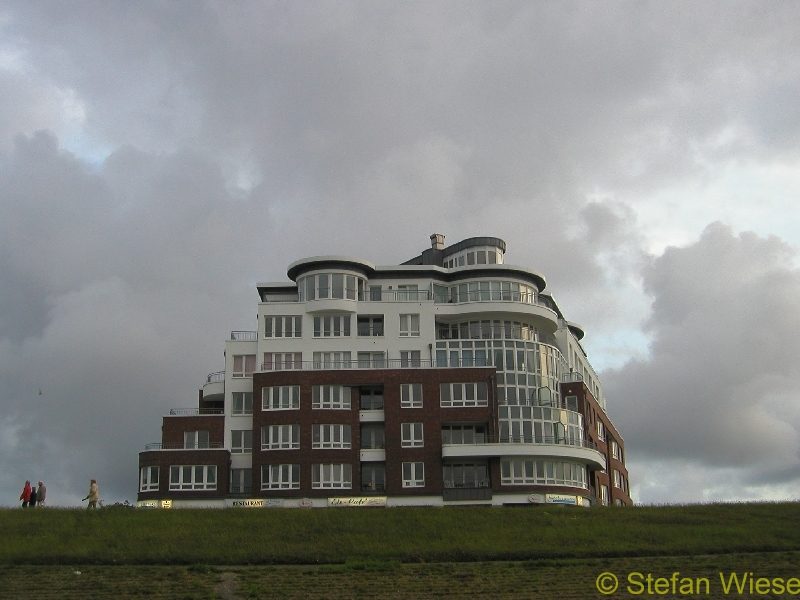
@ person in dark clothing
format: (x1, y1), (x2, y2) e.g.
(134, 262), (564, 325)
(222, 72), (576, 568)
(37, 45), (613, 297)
(29, 485), (37, 507)
(19, 481), (31, 507)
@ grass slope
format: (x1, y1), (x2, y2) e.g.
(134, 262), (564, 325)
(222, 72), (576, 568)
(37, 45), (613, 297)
(2, 502), (800, 566)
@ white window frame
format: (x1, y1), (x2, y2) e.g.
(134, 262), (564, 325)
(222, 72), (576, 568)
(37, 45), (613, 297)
(312, 351), (351, 369)
(401, 383), (423, 408)
(402, 462), (425, 487)
(139, 466), (159, 492)
(613, 469), (623, 489)
(169, 465), (217, 490)
(312, 463), (352, 489)
(262, 424), (300, 450)
(312, 385), (351, 409)
(313, 315), (351, 337)
(231, 430), (253, 454)
(263, 352), (302, 371)
(232, 392), (253, 415)
(440, 382), (489, 407)
(399, 314), (420, 337)
(600, 484), (609, 506)
(262, 464), (300, 490)
(500, 459), (587, 488)
(184, 430), (209, 449)
(401, 422), (424, 447)
(232, 354), (256, 378)
(262, 386), (300, 411)
(597, 420), (606, 442)
(357, 315), (384, 337)
(264, 315), (302, 338)
(400, 351), (421, 367)
(312, 424), (352, 449)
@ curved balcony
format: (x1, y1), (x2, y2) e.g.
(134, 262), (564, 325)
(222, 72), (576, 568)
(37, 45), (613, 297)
(441, 436), (606, 470)
(434, 298), (559, 330)
(203, 371), (225, 400)
(144, 442), (225, 450)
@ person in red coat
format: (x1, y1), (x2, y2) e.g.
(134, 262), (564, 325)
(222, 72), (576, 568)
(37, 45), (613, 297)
(19, 481), (31, 508)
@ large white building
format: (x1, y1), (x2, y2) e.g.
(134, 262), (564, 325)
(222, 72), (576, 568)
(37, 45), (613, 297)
(138, 234), (631, 508)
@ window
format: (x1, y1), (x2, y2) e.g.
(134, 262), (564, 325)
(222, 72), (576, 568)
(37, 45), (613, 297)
(184, 430), (209, 449)
(369, 286), (382, 301)
(565, 395), (579, 412)
(613, 469), (623, 489)
(597, 420), (606, 442)
(441, 424), (486, 444)
(357, 316), (384, 336)
(262, 386), (300, 410)
(477, 251), (486, 265)
(402, 462), (425, 487)
(264, 316), (302, 338)
(600, 484), (609, 506)
(312, 385), (351, 409)
(313, 351), (351, 368)
(401, 423), (424, 447)
(232, 392), (253, 415)
(400, 351), (421, 367)
(361, 464), (386, 492)
(500, 459), (587, 488)
(312, 424), (351, 449)
(443, 463), (488, 488)
(440, 383), (489, 407)
(401, 383), (423, 408)
(361, 424), (385, 449)
(230, 468), (252, 494)
(312, 463), (352, 489)
(169, 465), (217, 490)
(232, 354), (256, 377)
(263, 352), (302, 370)
(611, 439), (623, 463)
(357, 352), (385, 368)
(313, 315), (351, 337)
(359, 387), (384, 410)
(397, 285), (418, 301)
(231, 430), (252, 454)
(262, 424), (300, 450)
(262, 464), (300, 490)
(139, 466), (159, 492)
(399, 314), (420, 337)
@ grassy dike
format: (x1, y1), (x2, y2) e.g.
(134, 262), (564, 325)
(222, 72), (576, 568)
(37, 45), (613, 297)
(2, 502), (800, 566)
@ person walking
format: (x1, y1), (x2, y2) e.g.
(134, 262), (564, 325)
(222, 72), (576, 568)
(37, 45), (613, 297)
(83, 479), (99, 509)
(29, 484), (37, 507)
(19, 481), (31, 508)
(36, 481), (46, 507)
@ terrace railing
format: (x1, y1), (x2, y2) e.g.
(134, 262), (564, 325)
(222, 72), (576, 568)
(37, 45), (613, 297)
(144, 442), (225, 450)
(168, 408), (224, 416)
(206, 371), (225, 383)
(259, 358), (498, 371)
(231, 331), (258, 341)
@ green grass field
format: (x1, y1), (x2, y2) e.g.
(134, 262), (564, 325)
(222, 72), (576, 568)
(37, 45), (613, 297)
(2, 503), (800, 598)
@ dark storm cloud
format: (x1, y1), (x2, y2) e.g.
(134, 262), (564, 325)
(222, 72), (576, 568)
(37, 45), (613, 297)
(0, 2), (799, 503)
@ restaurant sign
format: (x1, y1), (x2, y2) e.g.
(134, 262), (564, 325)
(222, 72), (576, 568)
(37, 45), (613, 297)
(328, 496), (387, 507)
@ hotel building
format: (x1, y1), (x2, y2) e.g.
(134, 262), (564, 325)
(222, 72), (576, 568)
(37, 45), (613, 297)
(137, 234), (631, 508)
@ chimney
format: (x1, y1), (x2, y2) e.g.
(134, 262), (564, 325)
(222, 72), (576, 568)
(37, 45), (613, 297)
(430, 233), (445, 250)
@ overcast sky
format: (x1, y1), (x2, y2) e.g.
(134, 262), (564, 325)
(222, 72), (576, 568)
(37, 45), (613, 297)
(1, 1), (799, 506)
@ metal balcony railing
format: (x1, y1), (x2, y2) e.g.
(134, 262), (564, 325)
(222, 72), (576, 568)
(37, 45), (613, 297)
(561, 372), (584, 382)
(262, 293), (300, 302)
(229, 484), (253, 494)
(259, 358), (497, 371)
(442, 435), (598, 451)
(360, 483), (386, 493)
(168, 408), (224, 416)
(443, 480), (490, 489)
(144, 442), (225, 450)
(206, 371), (225, 383)
(231, 331), (258, 341)
(357, 290), (432, 302)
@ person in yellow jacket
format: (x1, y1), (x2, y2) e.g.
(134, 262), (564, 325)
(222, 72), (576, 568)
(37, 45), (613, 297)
(82, 479), (99, 509)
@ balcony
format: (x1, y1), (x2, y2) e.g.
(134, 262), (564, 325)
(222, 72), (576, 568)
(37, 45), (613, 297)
(360, 448), (386, 461)
(144, 442), (225, 450)
(358, 290), (432, 302)
(359, 410), (385, 423)
(167, 408), (224, 416)
(259, 358), (496, 372)
(231, 331), (258, 341)
(442, 480), (492, 502)
(441, 436), (606, 470)
(206, 371), (225, 383)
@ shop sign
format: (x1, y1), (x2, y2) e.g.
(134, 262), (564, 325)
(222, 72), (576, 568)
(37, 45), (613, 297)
(161, 499), (173, 509)
(545, 494), (577, 506)
(137, 500), (159, 509)
(226, 499), (272, 508)
(299, 498), (314, 508)
(527, 493), (545, 504)
(328, 496), (387, 507)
